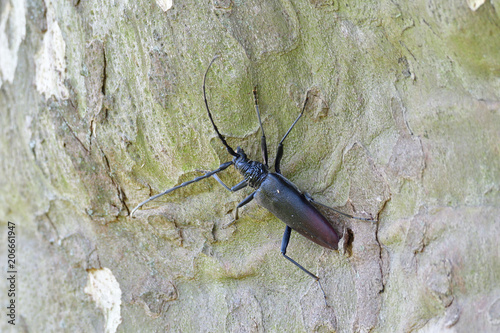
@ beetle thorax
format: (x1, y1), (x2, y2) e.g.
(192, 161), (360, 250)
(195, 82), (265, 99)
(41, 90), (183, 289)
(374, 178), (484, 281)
(233, 147), (268, 188)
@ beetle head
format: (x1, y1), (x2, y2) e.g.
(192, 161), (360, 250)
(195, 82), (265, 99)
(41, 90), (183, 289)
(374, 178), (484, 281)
(233, 146), (247, 163)
(233, 146), (250, 171)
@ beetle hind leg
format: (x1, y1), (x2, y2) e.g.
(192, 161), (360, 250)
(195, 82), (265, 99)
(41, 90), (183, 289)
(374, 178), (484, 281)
(281, 226), (328, 305)
(281, 226), (319, 279)
(304, 193), (377, 223)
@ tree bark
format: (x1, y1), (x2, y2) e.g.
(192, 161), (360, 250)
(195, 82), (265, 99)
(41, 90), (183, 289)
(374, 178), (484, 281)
(1, 0), (499, 332)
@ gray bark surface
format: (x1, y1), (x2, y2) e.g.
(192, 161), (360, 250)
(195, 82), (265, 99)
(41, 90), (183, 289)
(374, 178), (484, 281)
(1, 0), (500, 332)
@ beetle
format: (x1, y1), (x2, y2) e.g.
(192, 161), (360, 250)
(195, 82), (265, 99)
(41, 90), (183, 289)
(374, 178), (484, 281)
(131, 56), (375, 297)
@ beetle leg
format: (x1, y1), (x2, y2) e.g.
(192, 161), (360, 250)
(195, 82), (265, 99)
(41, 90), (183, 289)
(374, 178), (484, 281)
(304, 193), (377, 222)
(281, 226), (328, 304)
(223, 191), (256, 228)
(131, 161), (234, 216)
(280, 226), (319, 280)
(212, 174), (248, 192)
(275, 92), (310, 173)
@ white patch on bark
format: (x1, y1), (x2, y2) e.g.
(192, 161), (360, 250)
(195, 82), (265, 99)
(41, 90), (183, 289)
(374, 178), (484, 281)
(0, 0), (26, 87)
(84, 267), (122, 333)
(156, 0), (173, 12)
(467, 0), (485, 11)
(34, 2), (69, 100)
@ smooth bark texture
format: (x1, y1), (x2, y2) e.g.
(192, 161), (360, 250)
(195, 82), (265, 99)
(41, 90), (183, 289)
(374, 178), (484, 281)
(1, 0), (499, 332)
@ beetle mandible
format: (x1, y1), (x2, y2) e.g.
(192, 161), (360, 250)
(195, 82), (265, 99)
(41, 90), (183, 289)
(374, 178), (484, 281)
(131, 56), (376, 296)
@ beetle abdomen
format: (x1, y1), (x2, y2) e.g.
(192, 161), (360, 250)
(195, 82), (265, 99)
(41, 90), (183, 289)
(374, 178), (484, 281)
(254, 173), (339, 250)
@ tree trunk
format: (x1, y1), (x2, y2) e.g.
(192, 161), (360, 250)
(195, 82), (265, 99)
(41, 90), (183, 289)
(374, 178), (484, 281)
(1, 0), (499, 332)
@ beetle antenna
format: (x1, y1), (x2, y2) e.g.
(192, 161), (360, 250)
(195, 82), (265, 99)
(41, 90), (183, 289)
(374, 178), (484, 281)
(203, 56), (238, 157)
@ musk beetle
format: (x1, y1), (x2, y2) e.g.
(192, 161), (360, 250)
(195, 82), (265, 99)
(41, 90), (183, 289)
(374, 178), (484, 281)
(131, 56), (376, 298)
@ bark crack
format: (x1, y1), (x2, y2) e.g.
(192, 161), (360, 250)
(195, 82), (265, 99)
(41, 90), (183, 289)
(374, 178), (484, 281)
(100, 148), (130, 216)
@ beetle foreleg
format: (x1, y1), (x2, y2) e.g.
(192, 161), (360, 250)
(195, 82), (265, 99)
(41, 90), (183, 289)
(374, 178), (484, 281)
(275, 92), (309, 173)
(131, 161), (233, 216)
(223, 191), (256, 228)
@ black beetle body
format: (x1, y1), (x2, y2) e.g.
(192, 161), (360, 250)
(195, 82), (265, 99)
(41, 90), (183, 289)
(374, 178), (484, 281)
(232, 148), (340, 250)
(131, 57), (374, 294)
(255, 173), (339, 250)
